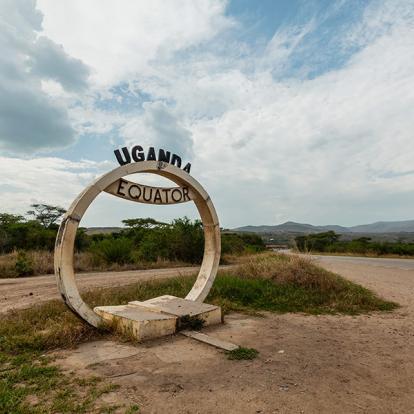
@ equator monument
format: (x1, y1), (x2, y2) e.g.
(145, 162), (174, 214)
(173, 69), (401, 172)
(54, 146), (224, 343)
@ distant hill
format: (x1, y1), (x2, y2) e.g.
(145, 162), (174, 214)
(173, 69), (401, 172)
(233, 220), (414, 234)
(348, 220), (414, 233)
(84, 227), (123, 235)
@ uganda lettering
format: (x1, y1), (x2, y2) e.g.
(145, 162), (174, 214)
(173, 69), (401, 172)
(114, 145), (191, 173)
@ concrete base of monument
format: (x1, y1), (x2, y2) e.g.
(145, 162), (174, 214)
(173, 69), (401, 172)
(94, 295), (222, 342)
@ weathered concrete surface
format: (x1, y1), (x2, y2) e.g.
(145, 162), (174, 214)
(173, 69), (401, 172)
(95, 296), (222, 341)
(94, 304), (178, 341)
(130, 295), (222, 327)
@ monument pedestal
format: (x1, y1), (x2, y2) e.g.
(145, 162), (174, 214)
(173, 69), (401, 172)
(94, 295), (222, 342)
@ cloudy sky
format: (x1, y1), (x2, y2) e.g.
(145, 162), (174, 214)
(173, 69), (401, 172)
(1, 0), (413, 228)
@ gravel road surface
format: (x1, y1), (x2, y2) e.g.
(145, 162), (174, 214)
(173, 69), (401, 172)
(0, 266), (204, 313)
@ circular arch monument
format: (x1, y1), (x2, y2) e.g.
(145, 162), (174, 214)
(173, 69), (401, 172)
(55, 158), (222, 339)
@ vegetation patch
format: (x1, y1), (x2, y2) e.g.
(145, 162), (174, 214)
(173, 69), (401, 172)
(0, 209), (265, 277)
(0, 253), (398, 412)
(0, 357), (125, 414)
(226, 347), (259, 360)
(295, 231), (414, 256)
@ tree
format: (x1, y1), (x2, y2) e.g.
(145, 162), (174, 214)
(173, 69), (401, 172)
(122, 218), (168, 229)
(26, 204), (66, 228)
(295, 231), (340, 252)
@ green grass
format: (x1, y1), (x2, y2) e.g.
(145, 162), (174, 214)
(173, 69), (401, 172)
(226, 347), (259, 360)
(0, 253), (398, 413)
(210, 273), (396, 315)
(0, 356), (122, 414)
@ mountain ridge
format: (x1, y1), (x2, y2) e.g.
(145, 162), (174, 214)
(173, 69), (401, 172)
(233, 220), (414, 234)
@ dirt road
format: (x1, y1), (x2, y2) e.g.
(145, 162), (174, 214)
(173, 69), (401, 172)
(0, 266), (203, 313)
(54, 255), (414, 413)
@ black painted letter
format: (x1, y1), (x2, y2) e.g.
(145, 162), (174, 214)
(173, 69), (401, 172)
(131, 145), (145, 162)
(182, 187), (190, 201)
(171, 154), (182, 168)
(158, 148), (171, 163)
(147, 147), (156, 161)
(128, 184), (141, 199)
(171, 189), (183, 202)
(114, 147), (131, 166)
(117, 178), (128, 196)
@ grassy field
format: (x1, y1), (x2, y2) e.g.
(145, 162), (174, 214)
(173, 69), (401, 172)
(0, 250), (191, 278)
(0, 253), (398, 413)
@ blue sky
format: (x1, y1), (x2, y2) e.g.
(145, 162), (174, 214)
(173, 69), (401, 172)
(1, 0), (413, 228)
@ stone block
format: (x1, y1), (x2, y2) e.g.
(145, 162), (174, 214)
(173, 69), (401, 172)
(129, 295), (222, 327)
(94, 305), (177, 342)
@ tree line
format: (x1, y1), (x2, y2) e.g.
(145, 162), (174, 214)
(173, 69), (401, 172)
(0, 204), (265, 265)
(295, 231), (414, 256)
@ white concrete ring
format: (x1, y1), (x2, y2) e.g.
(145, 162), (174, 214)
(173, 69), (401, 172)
(54, 161), (221, 327)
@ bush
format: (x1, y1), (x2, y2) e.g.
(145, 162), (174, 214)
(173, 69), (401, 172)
(15, 251), (34, 276)
(89, 237), (133, 264)
(134, 218), (204, 263)
(222, 233), (266, 255)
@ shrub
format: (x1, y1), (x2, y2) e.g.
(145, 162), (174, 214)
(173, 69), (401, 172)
(15, 251), (34, 276)
(222, 233), (266, 255)
(89, 237), (133, 264)
(226, 347), (259, 360)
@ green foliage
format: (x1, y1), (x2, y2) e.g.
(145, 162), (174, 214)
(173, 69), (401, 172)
(296, 231), (414, 256)
(165, 217), (204, 263)
(0, 213), (58, 253)
(0, 207), (264, 268)
(15, 251), (34, 276)
(122, 217), (167, 229)
(123, 217), (205, 263)
(226, 347), (259, 360)
(90, 237), (133, 264)
(222, 232), (265, 255)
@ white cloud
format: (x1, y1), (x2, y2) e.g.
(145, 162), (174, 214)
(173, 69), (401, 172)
(37, 0), (234, 86)
(0, 156), (112, 214)
(0, 0), (90, 153)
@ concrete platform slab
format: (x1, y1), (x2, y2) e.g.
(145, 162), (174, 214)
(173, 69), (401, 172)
(94, 304), (177, 342)
(129, 295), (222, 327)
(95, 296), (222, 342)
